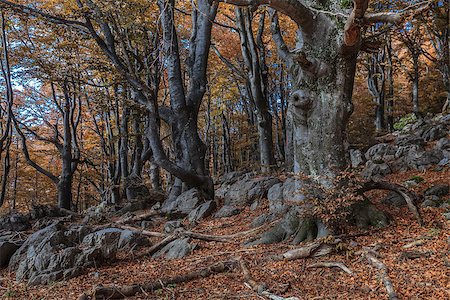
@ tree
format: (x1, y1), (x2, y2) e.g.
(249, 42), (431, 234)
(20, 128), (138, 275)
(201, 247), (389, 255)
(235, 8), (276, 172)
(0, 12), (13, 208)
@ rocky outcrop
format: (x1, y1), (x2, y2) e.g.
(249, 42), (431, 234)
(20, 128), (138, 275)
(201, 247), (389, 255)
(361, 114), (449, 178)
(8, 223), (149, 285)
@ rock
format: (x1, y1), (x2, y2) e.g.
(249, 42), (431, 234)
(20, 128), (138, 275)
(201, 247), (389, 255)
(214, 205), (241, 218)
(350, 149), (365, 168)
(0, 212), (30, 232)
(161, 188), (205, 215)
(117, 191), (166, 215)
(187, 200), (216, 223)
(403, 148), (443, 170)
(436, 138), (450, 151)
(153, 238), (195, 259)
(246, 209), (301, 246)
(362, 161), (392, 179)
(163, 220), (183, 234)
(9, 223), (148, 285)
(218, 176), (281, 207)
(250, 201), (259, 211)
(81, 228), (148, 257)
(395, 135), (426, 147)
(424, 185), (449, 197)
(251, 214), (272, 228)
(443, 212), (450, 220)
(365, 143), (397, 161)
(0, 241), (21, 268)
(421, 124), (448, 142)
(421, 196), (440, 208)
(382, 192), (406, 207)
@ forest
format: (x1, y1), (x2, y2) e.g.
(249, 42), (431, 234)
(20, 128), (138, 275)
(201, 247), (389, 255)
(0, 0), (449, 299)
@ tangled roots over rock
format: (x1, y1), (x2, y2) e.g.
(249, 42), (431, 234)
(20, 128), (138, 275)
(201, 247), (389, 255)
(350, 199), (389, 229)
(245, 209), (330, 246)
(245, 199), (389, 246)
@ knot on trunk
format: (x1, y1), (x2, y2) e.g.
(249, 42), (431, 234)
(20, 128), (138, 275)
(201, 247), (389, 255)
(291, 90), (313, 111)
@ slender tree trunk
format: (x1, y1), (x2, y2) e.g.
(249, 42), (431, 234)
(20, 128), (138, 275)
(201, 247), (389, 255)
(412, 55), (420, 116)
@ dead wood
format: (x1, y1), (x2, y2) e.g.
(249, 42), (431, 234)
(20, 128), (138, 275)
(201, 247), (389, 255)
(238, 258), (300, 300)
(272, 239), (341, 261)
(307, 262), (353, 275)
(91, 259), (238, 299)
(365, 253), (399, 300)
(116, 210), (159, 224)
(144, 234), (179, 256)
(358, 180), (423, 226)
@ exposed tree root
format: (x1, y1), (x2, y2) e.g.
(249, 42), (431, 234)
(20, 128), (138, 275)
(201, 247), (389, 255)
(359, 180), (423, 226)
(239, 258), (299, 300)
(365, 253), (399, 300)
(307, 261), (353, 275)
(272, 239), (341, 261)
(90, 259), (238, 299)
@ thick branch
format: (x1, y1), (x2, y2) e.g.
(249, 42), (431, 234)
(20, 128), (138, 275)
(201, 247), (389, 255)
(219, 0), (317, 37)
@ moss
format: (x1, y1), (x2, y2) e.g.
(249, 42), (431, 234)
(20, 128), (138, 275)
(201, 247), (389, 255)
(408, 175), (425, 183)
(394, 113), (417, 130)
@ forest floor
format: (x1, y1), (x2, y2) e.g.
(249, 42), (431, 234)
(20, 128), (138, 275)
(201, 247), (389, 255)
(1, 168), (449, 300)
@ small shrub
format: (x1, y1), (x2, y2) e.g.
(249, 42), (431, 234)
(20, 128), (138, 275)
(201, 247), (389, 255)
(394, 113), (417, 130)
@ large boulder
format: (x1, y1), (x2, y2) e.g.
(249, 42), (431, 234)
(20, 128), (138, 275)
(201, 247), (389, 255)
(362, 161), (392, 179)
(153, 238), (195, 259)
(188, 200), (216, 223)
(161, 188), (205, 215)
(219, 176), (281, 207)
(9, 223), (148, 285)
(365, 143), (397, 162)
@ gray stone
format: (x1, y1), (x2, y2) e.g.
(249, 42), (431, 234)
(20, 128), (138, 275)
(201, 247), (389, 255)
(362, 161), (392, 179)
(422, 196), (440, 208)
(0, 212), (30, 232)
(424, 185), (449, 197)
(9, 223), (148, 285)
(382, 192), (406, 207)
(443, 212), (450, 220)
(218, 176), (281, 206)
(250, 201), (259, 211)
(350, 149), (365, 168)
(365, 143), (397, 161)
(153, 238), (195, 259)
(163, 220), (183, 234)
(436, 138), (450, 151)
(161, 188), (205, 215)
(187, 200), (216, 223)
(421, 124), (448, 142)
(214, 205), (241, 218)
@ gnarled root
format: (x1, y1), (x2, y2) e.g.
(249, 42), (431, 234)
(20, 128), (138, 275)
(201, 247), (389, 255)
(245, 209), (330, 246)
(358, 180), (422, 226)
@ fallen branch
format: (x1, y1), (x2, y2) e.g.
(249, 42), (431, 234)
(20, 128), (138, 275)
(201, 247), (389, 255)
(116, 210), (159, 224)
(144, 234), (179, 257)
(307, 262), (353, 275)
(91, 259), (238, 299)
(272, 239), (341, 261)
(365, 253), (399, 300)
(358, 180), (423, 226)
(239, 258), (299, 300)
